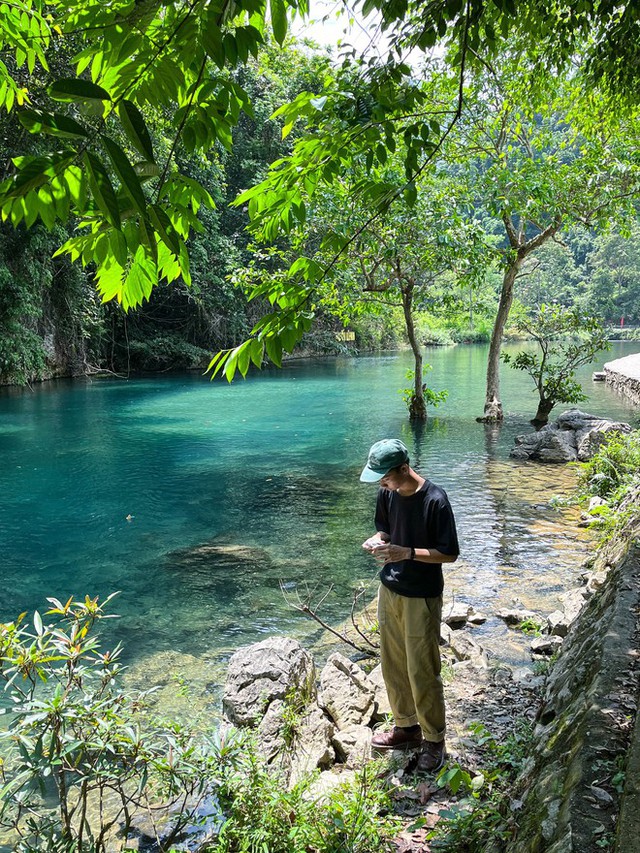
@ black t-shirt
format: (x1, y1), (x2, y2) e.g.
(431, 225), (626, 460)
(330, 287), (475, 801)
(375, 480), (459, 598)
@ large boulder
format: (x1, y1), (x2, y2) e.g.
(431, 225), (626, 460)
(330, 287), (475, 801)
(510, 409), (631, 463)
(332, 726), (373, 768)
(223, 637), (316, 726)
(318, 653), (377, 729)
(288, 706), (336, 785)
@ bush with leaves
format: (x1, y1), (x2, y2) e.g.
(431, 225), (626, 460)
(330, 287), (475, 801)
(0, 594), (227, 852)
(0, 595), (400, 853)
(501, 303), (610, 425)
(427, 721), (534, 853)
(577, 430), (640, 536)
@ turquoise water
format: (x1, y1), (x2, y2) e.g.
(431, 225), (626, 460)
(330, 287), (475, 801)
(0, 342), (637, 679)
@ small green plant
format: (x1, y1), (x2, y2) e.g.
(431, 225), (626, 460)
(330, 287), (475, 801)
(399, 365), (448, 415)
(0, 594), (223, 852)
(577, 430), (640, 538)
(441, 660), (455, 684)
(501, 304), (609, 425)
(579, 431), (640, 504)
(518, 617), (545, 636)
(428, 721), (534, 851)
(213, 754), (398, 853)
(0, 595), (402, 853)
(280, 686), (305, 749)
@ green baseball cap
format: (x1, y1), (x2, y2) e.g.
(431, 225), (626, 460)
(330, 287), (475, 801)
(360, 438), (409, 482)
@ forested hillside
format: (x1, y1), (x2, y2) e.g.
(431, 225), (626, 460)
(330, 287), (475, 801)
(1, 0), (640, 391)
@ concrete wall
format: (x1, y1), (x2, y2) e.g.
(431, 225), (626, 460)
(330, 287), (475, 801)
(604, 354), (640, 407)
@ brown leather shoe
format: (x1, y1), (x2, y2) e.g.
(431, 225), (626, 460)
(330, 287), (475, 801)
(371, 726), (423, 751)
(416, 740), (446, 772)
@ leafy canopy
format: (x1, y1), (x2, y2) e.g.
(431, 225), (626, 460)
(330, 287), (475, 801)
(2, 0), (640, 377)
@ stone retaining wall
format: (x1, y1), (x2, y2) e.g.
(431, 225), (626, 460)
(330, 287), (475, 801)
(512, 487), (640, 853)
(604, 354), (640, 407)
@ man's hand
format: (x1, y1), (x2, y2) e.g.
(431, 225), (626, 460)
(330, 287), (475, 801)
(362, 534), (389, 552)
(369, 542), (411, 564)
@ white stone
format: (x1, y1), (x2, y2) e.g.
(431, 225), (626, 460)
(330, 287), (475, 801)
(332, 726), (373, 768)
(442, 601), (473, 626)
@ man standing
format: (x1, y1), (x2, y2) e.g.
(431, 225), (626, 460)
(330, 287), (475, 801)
(360, 438), (459, 772)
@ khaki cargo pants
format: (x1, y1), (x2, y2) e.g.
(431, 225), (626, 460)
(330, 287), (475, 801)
(377, 584), (445, 743)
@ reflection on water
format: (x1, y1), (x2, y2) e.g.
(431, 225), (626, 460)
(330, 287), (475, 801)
(0, 342), (638, 709)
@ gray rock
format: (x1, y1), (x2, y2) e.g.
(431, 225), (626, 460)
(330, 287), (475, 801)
(585, 571), (608, 594)
(547, 610), (570, 638)
(442, 601), (474, 626)
(289, 706), (336, 785)
(318, 653), (376, 730)
(447, 630), (489, 668)
(223, 637), (316, 726)
(496, 608), (539, 626)
(257, 698), (287, 763)
(332, 726), (373, 768)
(560, 588), (588, 623)
(510, 409), (631, 463)
(531, 635), (564, 655)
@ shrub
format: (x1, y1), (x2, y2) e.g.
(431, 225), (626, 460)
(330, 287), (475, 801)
(0, 596), (399, 853)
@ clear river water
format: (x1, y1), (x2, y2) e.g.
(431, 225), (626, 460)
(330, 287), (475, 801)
(1, 342), (638, 708)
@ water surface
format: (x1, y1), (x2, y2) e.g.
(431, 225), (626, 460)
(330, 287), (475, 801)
(0, 342), (637, 694)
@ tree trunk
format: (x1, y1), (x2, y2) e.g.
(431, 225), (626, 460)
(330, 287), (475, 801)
(402, 285), (426, 421)
(477, 257), (521, 423)
(532, 397), (555, 427)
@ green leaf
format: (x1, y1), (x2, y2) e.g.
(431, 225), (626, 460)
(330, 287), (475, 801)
(83, 151), (121, 229)
(19, 110), (89, 139)
(33, 611), (43, 636)
(117, 100), (154, 162)
(265, 335), (283, 367)
(138, 217), (158, 264)
(404, 181), (417, 206)
(202, 24), (225, 69)
(3, 151), (75, 200)
(249, 338), (264, 368)
(148, 204), (180, 255)
(48, 78), (111, 102)
(270, 0), (287, 46)
(223, 33), (238, 65)
(101, 136), (146, 216)
(237, 341), (251, 376)
(37, 185), (57, 229)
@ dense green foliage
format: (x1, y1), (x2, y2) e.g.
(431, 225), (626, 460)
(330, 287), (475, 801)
(579, 431), (640, 506)
(1, 1), (640, 389)
(0, 596), (399, 852)
(429, 721), (534, 852)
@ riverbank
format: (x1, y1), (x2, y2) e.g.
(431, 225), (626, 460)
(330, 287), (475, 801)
(217, 424), (640, 853)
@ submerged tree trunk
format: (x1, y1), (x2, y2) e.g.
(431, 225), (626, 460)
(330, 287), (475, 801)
(401, 284), (426, 421)
(532, 397), (555, 427)
(477, 258), (521, 423)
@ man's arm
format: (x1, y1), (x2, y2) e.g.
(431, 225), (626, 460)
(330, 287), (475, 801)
(370, 543), (458, 564)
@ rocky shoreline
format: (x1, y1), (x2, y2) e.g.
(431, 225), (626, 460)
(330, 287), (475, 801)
(216, 543), (634, 852)
(604, 353), (640, 407)
(213, 419), (639, 852)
